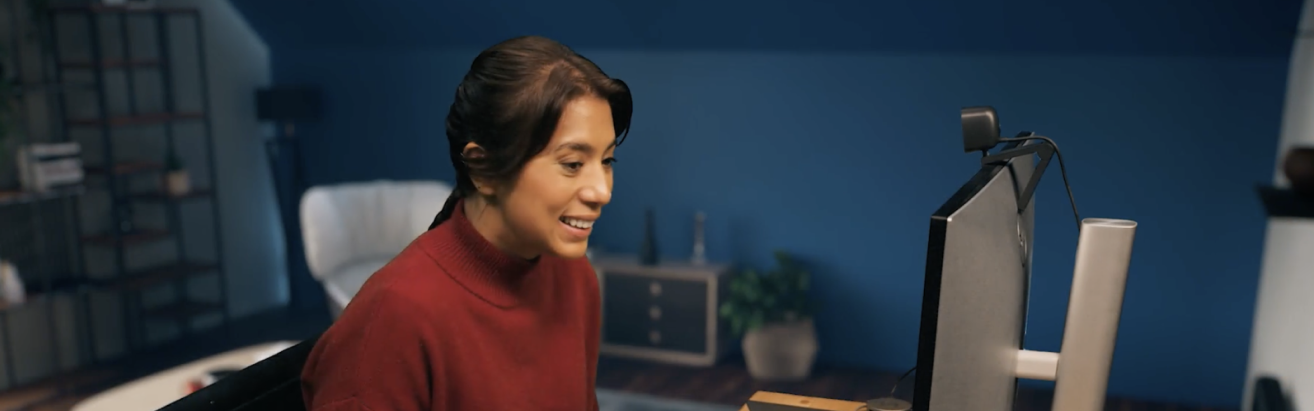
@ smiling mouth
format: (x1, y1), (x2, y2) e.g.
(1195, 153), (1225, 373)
(560, 217), (595, 230)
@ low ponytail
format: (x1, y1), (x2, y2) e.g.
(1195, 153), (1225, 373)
(428, 188), (464, 230)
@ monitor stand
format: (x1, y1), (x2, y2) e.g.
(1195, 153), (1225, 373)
(1012, 218), (1137, 411)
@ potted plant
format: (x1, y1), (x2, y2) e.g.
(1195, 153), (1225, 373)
(719, 250), (818, 381)
(163, 152), (190, 196)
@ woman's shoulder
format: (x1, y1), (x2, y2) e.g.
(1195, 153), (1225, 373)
(347, 271), (440, 320)
(330, 274), (465, 348)
(349, 244), (459, 315)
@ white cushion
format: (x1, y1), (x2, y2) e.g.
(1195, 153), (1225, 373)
(321, 258), (391, 317)
(299, 180), (451, 317)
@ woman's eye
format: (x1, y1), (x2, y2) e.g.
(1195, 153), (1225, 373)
(602, 157), (617, 167)
(563, 162), (584, 172)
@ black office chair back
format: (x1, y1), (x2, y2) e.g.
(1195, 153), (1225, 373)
(1252, 375), (1293, 411)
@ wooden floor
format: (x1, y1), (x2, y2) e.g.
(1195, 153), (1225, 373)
(597, 355), (1236, 411)
(0, 308), (1233, 411)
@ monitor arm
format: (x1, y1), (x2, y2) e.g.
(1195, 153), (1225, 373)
(1013, 218), (1137, 411)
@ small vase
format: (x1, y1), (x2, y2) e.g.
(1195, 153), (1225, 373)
(165, 169), (190, 196)
(638, 208), (659, 266)
(691, 211), (706, 265)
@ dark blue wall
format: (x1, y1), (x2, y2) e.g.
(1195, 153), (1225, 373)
(231, 0), (1301, 407)
(233, 0), (1298, 56)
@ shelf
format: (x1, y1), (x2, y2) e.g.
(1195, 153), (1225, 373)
(1258, 185), (1314, 219)
(0, 262), (219, 312)
(141, 300), (223, 323)
(0, 277), (98, 313)
(24, 277), (99, 298)
(9, 82), (90, 96)
(49, 5), (200, 15)
(80, 229), (171, 247)
(0, 185), (86, 208)
(132, 188), (213, 202)
(98, 261), (219, 293)
(60, 59), (161, 70)
(67, 112), (203, 127)
(85, 160), (163, 175)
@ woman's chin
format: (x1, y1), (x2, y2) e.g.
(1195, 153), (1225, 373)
(548, 241), (590, 260)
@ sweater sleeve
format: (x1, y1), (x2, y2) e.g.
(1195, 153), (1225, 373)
(302, 289), (436, 411)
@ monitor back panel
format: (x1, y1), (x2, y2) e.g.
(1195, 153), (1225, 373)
(914, 144), (1036, 411)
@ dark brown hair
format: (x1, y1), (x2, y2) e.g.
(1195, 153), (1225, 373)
(429, 36), (633, 230)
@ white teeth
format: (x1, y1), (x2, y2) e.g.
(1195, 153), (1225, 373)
(561, 217), (594, 230)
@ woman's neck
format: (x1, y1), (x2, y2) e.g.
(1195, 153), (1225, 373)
(462, 196), (540, 261)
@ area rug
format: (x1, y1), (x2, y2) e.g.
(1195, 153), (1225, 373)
(597, 389), (740, 411)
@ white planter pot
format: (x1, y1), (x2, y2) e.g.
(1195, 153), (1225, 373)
(164, 170), (190, 196)
(742, 318), (819, 381)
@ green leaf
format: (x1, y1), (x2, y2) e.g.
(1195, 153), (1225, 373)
(721, 250), (813, 333)
(719, 302), (734, 318)
(748, 310), (765, 332)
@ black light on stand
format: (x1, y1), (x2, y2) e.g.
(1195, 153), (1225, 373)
(256, 86), (321, 313)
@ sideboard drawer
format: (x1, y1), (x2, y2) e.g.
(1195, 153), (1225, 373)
(602, 276), (708, 354)
(594, 255), (731, 367)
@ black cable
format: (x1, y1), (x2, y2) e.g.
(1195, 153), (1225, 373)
(855, 366), (919, 410)
(891, 366), (916, 397)
(999, 135), (1081, 232)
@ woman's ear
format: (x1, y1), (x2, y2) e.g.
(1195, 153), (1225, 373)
(462, 142), (498, 196)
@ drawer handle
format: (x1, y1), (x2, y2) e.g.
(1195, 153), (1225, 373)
(649, 330), (662, 345)
(648, 305), (662, 320)
(649, 282), (662, 296)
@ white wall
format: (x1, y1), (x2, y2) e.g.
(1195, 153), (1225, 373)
(0, 0), (285, 389)
(1245, 0), (1314, 409)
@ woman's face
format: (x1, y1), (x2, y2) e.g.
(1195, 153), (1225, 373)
(484, 95), (617, 260)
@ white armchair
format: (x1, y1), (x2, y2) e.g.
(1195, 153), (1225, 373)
(299, 180), (452, 318)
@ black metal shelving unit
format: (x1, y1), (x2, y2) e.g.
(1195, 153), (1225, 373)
(45, 3), (229, 363)
(0, 0), (101, 404)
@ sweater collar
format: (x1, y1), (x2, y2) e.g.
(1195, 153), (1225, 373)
(421, 199), (543, 308)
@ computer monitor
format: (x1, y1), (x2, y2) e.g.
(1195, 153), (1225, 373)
(914, 136), (1137, 411)
(913, 139), (1037, 411)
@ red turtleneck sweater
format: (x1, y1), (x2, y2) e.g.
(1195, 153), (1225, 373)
(300, 202), (602, 411)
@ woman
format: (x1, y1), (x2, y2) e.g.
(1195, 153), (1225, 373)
(300, 35), (632, 411)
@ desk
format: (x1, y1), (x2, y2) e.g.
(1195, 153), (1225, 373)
(71, 341), (297, 411)
(740, 391), (865, 411)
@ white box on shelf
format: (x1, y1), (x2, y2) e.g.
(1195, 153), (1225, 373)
(16, 142), (84, 192)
